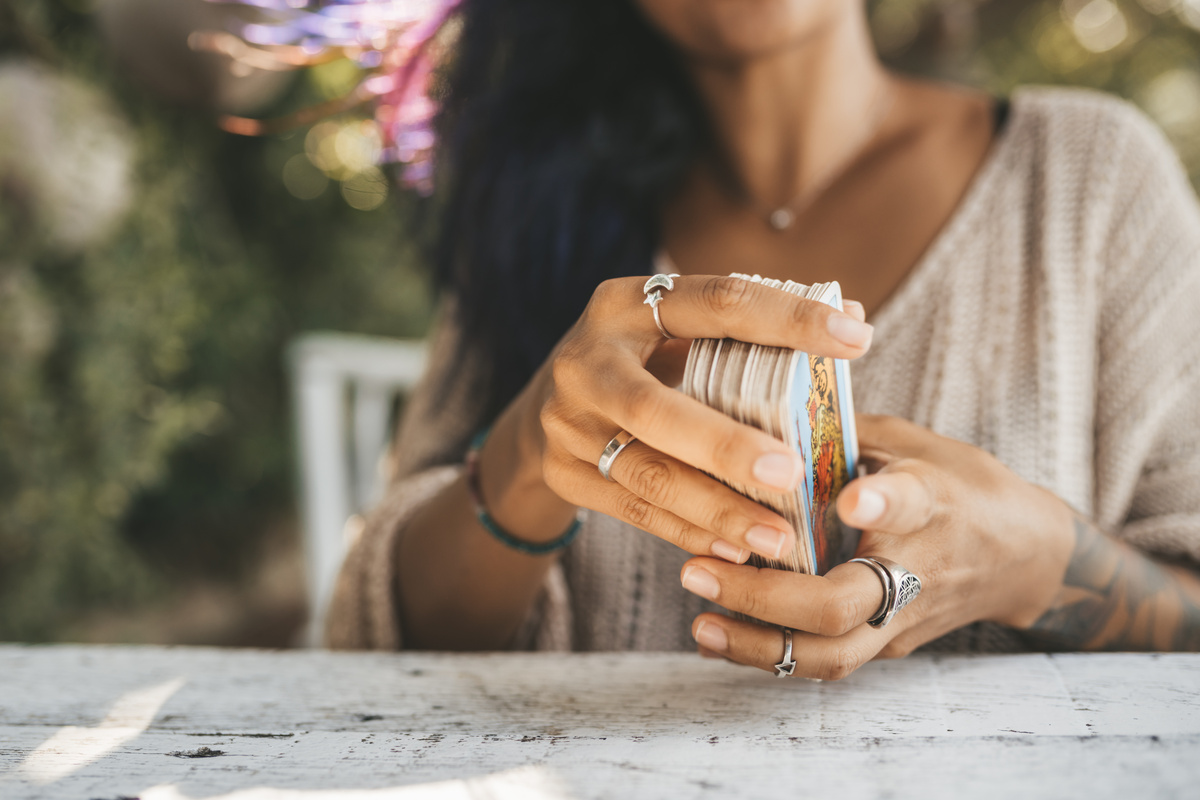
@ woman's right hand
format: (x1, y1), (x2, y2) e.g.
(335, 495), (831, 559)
(486, 274), (874, 564)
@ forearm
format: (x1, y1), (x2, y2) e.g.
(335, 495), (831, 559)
(1023, 514), (1200, 651)
(395, 407), (578, 650)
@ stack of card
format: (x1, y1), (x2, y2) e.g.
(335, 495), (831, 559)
(682, 274), (861, 576)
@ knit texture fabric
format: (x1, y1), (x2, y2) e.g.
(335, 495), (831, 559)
(326, 87), (1200, 654)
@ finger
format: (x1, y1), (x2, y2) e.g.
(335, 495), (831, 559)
(603, 442), (796, 561)
(644, 338), (693, 387)
(843, 299), (866, 322)
(583, 358), (807, 494)
(854, 414), (945, 460)
(589, 275), (873, 359)
(543, 451), (751, 562)
(691, 613), (886, 681)
(679, 556), (885, 636)
(836, 468), (935, 534)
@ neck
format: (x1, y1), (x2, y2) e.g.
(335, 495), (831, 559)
(683, 8), (890, 211)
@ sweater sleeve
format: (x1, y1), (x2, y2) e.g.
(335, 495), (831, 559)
(324, 303), (575, 650)
(1092, 101), (1200, 564)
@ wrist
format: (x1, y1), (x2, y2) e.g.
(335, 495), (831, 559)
(477, 400), (579, 546)
(1003, 487), (1078, 629)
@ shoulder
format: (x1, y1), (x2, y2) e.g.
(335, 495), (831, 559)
(1008, 86), (1176, 157)
(999, 87), (1200, 279)
(1002, 86), (1195, 207)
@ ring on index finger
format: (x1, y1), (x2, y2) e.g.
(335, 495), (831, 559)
(598, 431), (637, 481)
(643, 273), (681, 339)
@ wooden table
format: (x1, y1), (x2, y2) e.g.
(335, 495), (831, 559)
(2, 646), (1198, 799)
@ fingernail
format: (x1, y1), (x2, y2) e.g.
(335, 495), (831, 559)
(853, 487), (886, 525)
(682, 566), (721, 600)
(827, 313), (874, 349)
(711, 539), (749, 564)
(843, 299), (865, 320)
(753, 452), (802, 491)
(694, 620), (728, 652)
(745, 524), (789, 560)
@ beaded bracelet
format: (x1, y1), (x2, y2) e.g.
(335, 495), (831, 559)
(464, 428), (583, 555)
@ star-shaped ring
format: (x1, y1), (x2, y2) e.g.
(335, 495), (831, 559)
(775, 628), (796, 678)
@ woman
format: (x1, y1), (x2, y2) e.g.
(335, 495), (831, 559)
(327, 0), (1200, 676)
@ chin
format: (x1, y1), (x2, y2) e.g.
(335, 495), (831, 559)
(633, 0), (847, 62)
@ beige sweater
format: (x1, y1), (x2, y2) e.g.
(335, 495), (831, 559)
(327, 87), (1200, 653)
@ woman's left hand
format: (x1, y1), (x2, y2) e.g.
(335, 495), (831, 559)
(680, 414), (1078, 679)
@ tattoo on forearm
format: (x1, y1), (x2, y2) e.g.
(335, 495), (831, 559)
(1026, 516), (1200, 651)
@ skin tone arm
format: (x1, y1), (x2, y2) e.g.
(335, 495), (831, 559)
(393, 0), (1200, 659)
(395, 1), (919, 652)
(1025, 516), (1200, 651)
(679, 418), (1200, 680)
(396, 280), (874, 650)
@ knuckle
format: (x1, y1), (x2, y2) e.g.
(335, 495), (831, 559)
(550, 342), (586, 388)
(590, 278), (632, 316)
(814, 593), (856, 637)
(616, 492), (656, 530)
(624, 381), (669, 431)
(789, 297), (819, 329)
(707, 503), (738, 538)
(736, 585), (767, 621)
(628, 454), (675, 504)
(702, 275), (753, 315)
(670, 523), (713, 556)
(538, 397), (569, 438)
(540, 448), (572, 495)
(877, 637), (916, 660)
(709, 427), (745, 474)
(820, 646), (865, 682)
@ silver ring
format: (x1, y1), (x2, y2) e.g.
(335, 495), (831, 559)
(775, 628), (796, 678)
(643, 273), (681, 339)
(848, 556), (922, 629)
(598, 431), (637, 482)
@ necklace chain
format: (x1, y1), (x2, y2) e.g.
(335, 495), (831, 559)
(765, 83), (894, 232)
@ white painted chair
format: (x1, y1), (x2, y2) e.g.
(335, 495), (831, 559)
(288, 332), (427, 646)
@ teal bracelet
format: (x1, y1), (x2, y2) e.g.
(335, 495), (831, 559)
(464, 428), (583, 555)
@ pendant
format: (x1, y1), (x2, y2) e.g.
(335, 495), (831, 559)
(768, 207), (795, 231)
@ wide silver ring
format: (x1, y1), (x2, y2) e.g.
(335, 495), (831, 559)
(775, 628), (796, 678)
(848, 556), (922, 629)
(643, 273), (681, 340)
(598, 431), (637, 482)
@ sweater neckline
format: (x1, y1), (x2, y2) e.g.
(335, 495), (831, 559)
(866, 91), (1025, 330)
(655, 92), (1027, 326)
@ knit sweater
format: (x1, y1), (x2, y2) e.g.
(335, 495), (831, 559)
(326, 87), (1200, 653)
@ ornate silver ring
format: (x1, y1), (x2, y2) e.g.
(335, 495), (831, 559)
(643, 273), (681, 339)
(848, 556), (922, 629)
(775, 628), (796, 678)
(598, 431), (637, 482)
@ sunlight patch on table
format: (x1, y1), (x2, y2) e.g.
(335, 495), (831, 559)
(138, 765), (575, 800)
(17, 677), (185, 784)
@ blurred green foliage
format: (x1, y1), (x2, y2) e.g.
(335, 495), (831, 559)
(874, 0), (1200, 181)
(1, 0), (431, 640)
(0, 0), (1197, 642)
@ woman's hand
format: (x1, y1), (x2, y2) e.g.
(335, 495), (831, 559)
(484, 274), (874, 562)
(679, 414), (1081, 679)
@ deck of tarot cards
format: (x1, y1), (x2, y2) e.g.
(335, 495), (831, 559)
(682, 274), (861, 576)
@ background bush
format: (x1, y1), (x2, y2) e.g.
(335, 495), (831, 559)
(0, 0), (1196, 643)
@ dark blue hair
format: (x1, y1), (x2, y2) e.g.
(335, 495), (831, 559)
(431, 0), (709, 420)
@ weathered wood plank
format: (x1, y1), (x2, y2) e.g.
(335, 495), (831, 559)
(1, 646), (1198, 800)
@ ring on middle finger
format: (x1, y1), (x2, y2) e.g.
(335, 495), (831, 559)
(598, 431), (637, 482)
(848, 556), (923, 629)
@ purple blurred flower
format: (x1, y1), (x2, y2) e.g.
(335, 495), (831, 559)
(201, 0), (461, 194)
